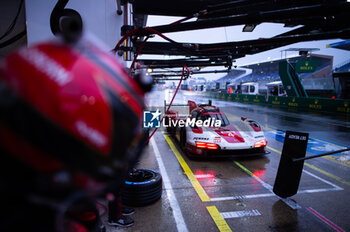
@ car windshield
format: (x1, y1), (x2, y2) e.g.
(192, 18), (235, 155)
(198, 113), (230, 127)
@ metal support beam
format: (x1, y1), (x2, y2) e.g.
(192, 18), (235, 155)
(134, 29), (350, 58)
(135, 3), (349, 35)
(293, 148), (350, 162)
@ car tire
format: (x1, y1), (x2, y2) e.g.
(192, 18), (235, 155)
(165, 116), (174, 135)
(180, 128), (187, 149)
(122, 169), (162, 207)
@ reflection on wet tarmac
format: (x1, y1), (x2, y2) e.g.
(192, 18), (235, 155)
(139, 90), (350, 232)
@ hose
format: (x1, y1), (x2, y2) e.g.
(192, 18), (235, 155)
(146, 65), (189, 143)
(112, 19), (193, 142)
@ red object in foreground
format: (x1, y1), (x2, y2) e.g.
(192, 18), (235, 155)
(0, 36), (145, 182)
(0, 30), (148, 232)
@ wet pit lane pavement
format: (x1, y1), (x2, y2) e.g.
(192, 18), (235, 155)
(105, 90), (350, 232)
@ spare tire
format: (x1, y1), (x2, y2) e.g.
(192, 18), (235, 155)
(122, 169), (162, 207)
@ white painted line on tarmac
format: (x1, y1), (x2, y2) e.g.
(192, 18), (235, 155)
(303, 170), (343, 190)
(211, 187), (342, 202)
(211, 193), (274, 202)
(221, 209), (261, 219)
(234, 161), (302, 210)
(151, 137), (189, 232)
(210, 164), (343, 203)
(298, 188), (342, 194)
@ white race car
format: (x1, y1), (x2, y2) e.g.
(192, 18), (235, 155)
(165, 100), (267, 158)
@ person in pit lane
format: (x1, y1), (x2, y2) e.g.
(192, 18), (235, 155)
(0, 29), (152, 231)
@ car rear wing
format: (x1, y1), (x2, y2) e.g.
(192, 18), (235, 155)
(188, 100), (197, 113)
(164, 100), (212, 117)
(164, 100), (190, 119)
(198, 100), (212, 107)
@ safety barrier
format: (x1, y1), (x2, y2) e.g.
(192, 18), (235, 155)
(205, 92), (266, 104)
(201, 92), (350, 114)
(268, 96), (350, 114)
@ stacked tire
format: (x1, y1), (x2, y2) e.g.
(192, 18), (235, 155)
(122, 169), (162, 207)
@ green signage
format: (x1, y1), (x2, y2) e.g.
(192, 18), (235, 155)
(295, 60), (319, 73)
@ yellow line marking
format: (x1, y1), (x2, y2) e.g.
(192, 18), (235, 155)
(265, 127), (350, 167)
(264, 126), (346, 148)
(276, 137), (350, 168)
(308, 137), (346, 149)
(324, 156), (350, 167)
(163, 134), (211, 202)
(163, 131), (232, 231)
(267, 146), (281, 155)
(267, 145), (350, 187)
(303, 163), (350, 187)
(206, 206), (232, 232)
(305, 137), (350, 167)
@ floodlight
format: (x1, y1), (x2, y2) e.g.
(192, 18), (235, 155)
(243, 24), (256, 32)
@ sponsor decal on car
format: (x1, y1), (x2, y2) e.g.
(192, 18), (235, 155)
(193, 137), (209, 140)
(213, 137), (221, 143)
(255, 135), (264, 139)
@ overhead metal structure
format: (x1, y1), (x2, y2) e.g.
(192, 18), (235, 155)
(328, 40), (350, 51)
(149, 69), (230, 80)
(137, 58), (232, 69)
(118, 0), (350, 78)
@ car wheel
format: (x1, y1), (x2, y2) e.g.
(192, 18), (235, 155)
(165, 117), (175, 135)
(180, 128), (187, 149)
(122, 169), (162, 207)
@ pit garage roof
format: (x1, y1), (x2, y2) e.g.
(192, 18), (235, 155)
(123, 0), (350, 74)
(327, 40), (350, 51)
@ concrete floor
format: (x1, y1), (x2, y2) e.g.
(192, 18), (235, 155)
(104, 90), (350, 232)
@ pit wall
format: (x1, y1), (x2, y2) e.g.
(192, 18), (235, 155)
(201, 92), (350, 114)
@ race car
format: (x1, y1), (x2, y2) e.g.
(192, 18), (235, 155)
(165, 100), (267, 158)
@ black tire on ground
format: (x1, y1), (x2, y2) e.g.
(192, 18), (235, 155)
(122, 169), (162, 207)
